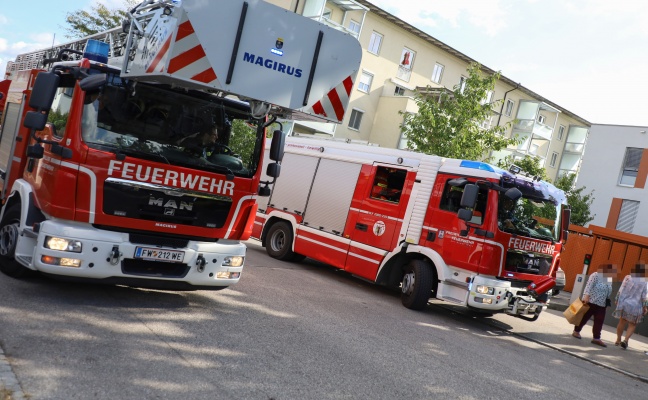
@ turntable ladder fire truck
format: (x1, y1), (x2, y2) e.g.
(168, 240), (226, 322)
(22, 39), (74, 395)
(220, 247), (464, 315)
(253, 137), (571, 320)
(0, 0), (361, 290)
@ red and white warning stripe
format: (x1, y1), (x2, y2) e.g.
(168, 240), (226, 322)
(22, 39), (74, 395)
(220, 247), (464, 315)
(158, 14), (219, 85)
(310, 76), (354, 123)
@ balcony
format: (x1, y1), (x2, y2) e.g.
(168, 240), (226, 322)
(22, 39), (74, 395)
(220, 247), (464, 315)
(302, 0), (368, 38)
(512, 119), (554, 140)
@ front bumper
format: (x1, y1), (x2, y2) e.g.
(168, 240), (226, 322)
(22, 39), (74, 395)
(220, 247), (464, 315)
(28, 220), (245, 289)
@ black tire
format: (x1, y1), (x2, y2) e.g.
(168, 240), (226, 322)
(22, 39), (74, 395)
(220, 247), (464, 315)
(401, 259), (434, 310)
(0, 204), (33, 279)
(552, 289), (560, 296)
(265, 221), (300, 261)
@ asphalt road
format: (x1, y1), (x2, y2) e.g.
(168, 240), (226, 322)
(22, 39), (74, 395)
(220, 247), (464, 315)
(0, 240), (646, 400)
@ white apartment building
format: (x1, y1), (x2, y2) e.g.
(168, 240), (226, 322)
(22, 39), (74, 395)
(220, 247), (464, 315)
(268, 0), (591, 182)
(576, 124), (648, 236)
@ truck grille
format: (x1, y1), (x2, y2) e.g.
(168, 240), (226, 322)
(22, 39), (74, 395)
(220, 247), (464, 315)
(103, 179), (232, 228)
(504, 251), (552, 276)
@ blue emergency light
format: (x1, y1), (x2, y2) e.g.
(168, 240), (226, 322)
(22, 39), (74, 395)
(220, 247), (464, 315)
(459, 160), (495, 172)
(83, 40), (109, 63)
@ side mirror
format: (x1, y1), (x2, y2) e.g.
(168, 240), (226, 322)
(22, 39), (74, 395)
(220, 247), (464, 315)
(29, 71), (60, 111)
(504, 187), (522, 201)
(458, 208), (473, 222)
(79, 73), (107, 92)
(562, 207), (571, 231)
(460, 184), (479, 208)
(23, 111), (49, 131)
(269, 130), (285, 162)
(266, 162), (281, 178)
(562, 230), (569, 244)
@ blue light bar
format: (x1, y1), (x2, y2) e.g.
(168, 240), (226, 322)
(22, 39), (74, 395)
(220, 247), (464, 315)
(459, 160), (495, 172)
(84, 40), (109, 63)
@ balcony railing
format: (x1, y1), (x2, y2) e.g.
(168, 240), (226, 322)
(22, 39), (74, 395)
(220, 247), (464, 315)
(512, 119), (553, 140)
(310, 16), (360, 37)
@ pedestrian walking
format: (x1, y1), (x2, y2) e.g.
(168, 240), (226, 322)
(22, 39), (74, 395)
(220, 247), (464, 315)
(614, 263), (648, 349)
(572, 264), (616, 347)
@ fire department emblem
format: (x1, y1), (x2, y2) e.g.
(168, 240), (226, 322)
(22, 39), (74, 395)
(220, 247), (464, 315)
(276, 38), (284, 49)
(373, 221), (386, 237)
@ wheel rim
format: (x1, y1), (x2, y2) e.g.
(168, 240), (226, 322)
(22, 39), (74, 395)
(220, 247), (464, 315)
(402, 271), (415, 295)
(270, 229), (286, 252)
(0, 223), (19, 257)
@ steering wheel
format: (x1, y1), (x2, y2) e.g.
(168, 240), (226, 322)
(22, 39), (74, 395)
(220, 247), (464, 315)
(211, 143), (235, 156)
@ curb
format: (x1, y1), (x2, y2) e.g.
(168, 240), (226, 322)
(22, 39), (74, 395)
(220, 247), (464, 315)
(0, 345), (26, 400)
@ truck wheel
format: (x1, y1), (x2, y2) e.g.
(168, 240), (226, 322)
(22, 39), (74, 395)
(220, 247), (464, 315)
(401, 260), (434, 310)
(0, 204), (32, 278)
(266, 221), (300, 261)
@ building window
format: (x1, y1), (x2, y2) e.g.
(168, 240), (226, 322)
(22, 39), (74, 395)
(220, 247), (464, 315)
(549, 152), (558, 167)
(394, 86), (405, 96)
(358, 71), (373, 93)
(348, 109), (363, 130)
(368, 31), (382, 55)
(322, 7), (332, 19)
(431, 63), (444, 84)
(459, 76), (467, 94)
(619, 147), (643, 186)
(504, 99), (514, 117)
(616, 199), (640, 233)
(537, 115), (546, 124)
(557, 125), (565, 141)
(481, 90), (494, 105)
(396, 47), (415, 82)
(349, 20), (361, 35)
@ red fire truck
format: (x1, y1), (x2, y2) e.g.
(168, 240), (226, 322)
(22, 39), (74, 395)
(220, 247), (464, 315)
(253, 137), (571, 320)
(0, 0), (361, 290)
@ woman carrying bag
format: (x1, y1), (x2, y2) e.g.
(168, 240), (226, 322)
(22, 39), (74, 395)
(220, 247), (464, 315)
(614, 263), (648, 349)
(572, 264), (616, 347)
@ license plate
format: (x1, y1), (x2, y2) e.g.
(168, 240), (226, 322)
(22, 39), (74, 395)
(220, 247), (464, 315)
(134, 247), (185, 263)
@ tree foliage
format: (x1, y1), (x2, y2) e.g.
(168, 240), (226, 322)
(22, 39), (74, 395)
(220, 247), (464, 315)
(64, 1), (137, 38)
(553, 173), (595, 226)
(400, 63), (518, 161)
(496, 154), (548, 181)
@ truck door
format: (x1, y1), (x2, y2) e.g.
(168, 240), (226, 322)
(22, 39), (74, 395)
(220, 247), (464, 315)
(423, 174), (489, 273)
(345, 165), (409, 280)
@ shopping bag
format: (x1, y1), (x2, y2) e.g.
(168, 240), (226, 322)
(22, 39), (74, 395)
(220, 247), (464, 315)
(563, 298), (590, 325)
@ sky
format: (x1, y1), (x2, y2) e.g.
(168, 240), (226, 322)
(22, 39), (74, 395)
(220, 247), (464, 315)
(1, 0), (647, 126)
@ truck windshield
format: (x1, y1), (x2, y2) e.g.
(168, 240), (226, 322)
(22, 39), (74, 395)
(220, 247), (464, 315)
(497, 195), (561, 242)
(81, 77), (262, 178)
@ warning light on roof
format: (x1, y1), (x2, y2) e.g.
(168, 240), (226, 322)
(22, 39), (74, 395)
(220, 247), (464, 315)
(84, 40), (109, 63)
(459, 160), (495, 172)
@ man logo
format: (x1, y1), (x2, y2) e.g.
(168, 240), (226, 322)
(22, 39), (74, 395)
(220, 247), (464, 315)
(149, 197), (193, 211)
(276, 38), (284, 49)
(164, 209), (175, 216)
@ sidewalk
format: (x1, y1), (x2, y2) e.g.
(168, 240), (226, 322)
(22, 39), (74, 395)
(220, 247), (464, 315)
(513, 291), (648, 383)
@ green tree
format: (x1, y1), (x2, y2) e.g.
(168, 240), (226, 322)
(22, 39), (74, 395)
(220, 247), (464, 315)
(229, 119), (260, 168)
(400, 63), (518, 161)
(64, 1), (137, 38)
(496, 154), (548, 181)
(553, 173), (595, 226)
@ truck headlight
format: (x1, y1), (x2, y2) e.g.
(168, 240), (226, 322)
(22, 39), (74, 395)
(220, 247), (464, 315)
(45, 236), (82, 253)
(476, 285), (495, 295)
(222, 256), (244, 267)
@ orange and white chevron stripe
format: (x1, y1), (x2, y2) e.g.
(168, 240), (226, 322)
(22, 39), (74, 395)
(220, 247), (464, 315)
(147, 14), (219, 85)
(310, 76), (354, 123)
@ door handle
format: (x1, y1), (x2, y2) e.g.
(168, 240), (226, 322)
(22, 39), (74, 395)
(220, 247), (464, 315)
(355, 223), (368, 232)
